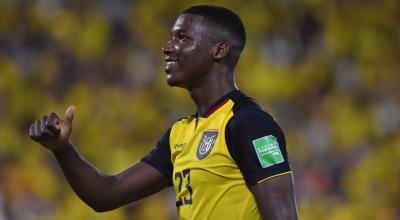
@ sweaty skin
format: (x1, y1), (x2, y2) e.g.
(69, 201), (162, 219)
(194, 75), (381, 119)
(30, 13), (298, 219)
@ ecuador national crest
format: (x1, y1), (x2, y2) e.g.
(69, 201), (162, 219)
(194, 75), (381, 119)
(196, 129), (218, 159)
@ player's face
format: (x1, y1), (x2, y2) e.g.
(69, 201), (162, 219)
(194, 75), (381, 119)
(162, 14), (215, 89)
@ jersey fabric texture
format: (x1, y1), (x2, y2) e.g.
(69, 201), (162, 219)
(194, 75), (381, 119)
(142, 90), (292, 220)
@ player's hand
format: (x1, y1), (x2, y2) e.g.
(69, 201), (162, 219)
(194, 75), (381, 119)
(29, 105), (76, 151)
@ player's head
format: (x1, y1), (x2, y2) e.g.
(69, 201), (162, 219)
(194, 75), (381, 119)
(162, 5), (246, 89)
(181, 5), (246, 53)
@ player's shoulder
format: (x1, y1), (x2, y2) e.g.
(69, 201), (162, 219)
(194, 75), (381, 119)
(229, 91), (275, 122)
(229, 90), (264, 112)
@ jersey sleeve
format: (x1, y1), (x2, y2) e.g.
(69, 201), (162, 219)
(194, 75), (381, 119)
(141, 128), (173, 186)
(226, 108), (292, 186)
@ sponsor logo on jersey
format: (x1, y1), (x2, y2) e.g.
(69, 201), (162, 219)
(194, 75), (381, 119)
(252, 135), (284, 168)
(174, 143), (187, 149)
(196, 129), (218, 160)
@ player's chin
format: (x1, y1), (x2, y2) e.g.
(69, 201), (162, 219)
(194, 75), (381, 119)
(166, 80), (177, 87)
(166, 80), (185, 88)
(166, 77), (188, 89)
(166, 76), (179, 87)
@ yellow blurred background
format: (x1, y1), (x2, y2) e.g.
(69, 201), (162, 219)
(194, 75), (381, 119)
(0, 0), (399, 219)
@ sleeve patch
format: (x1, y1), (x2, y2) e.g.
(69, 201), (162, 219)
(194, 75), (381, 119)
(252, 135), (284, 168)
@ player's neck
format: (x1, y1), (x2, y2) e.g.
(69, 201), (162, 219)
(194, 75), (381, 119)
(189, 75), (237, 117)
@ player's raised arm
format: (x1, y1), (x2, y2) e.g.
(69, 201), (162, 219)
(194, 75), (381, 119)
(29, 106), (170, 212)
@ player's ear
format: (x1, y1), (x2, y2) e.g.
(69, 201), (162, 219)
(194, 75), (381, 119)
(213, 42), (230, 61)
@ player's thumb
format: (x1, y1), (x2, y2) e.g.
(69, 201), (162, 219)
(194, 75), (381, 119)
(64, 105), (76, 125)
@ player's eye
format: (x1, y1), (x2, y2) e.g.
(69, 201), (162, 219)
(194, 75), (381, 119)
(178, 33), (188, 43)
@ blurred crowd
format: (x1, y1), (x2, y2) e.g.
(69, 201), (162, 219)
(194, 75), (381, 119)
(0, 0), (399, 219)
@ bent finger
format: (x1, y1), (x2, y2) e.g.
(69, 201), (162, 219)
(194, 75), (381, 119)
(40, 115), (48, 133)
(46, 112), (60, 134)
(31, 120), (42, 141)
(34, 118), (41, 136)
(29, 123), (35, 138)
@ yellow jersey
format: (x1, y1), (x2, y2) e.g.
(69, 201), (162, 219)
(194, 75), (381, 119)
(142, 90), (292, 220)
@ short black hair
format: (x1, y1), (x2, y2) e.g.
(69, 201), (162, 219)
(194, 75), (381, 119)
(181, 5), (246, 52)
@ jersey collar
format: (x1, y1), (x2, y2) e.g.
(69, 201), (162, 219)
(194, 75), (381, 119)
(197, 90), (243, 118)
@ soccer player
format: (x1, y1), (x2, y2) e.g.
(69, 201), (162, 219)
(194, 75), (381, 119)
(29, 5), (298, 220)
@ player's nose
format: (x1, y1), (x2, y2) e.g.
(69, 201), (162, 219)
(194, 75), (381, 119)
(162, 40), (175, 55)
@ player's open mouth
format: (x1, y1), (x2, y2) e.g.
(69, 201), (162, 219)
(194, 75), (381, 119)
(165, 58), (179, 72)
(166, 60), (178, 65)
(165, 58), (179, 65)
